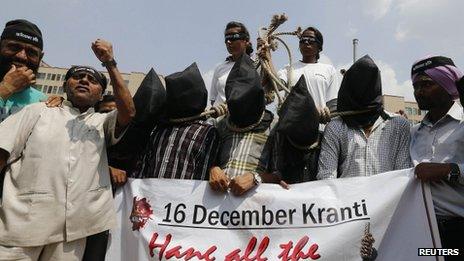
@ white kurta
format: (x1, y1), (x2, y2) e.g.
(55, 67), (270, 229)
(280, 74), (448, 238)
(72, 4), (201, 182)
(0, 101), (121, 246)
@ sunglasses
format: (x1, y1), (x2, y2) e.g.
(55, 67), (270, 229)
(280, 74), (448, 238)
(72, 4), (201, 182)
(2, 40), (41, 60)
(224, 33), (247, 43)
(71, 72), (100, 85)
(299, 36), (320, 45)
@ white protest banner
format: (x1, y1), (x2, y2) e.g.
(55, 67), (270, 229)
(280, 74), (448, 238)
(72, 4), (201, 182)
(106, 168), (441, 261)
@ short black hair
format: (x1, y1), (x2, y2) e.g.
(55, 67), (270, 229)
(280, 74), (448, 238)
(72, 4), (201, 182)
(225, 21), (253, 55)
(95, 94), (116, 111)
(302, 26), (323, 60)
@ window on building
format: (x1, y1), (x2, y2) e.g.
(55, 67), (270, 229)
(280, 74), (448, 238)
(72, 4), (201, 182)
(412, 108), (418, 115)
(58, 86), (64, 94)
(37, 73), (46, 79)
(405, 107), (412, 115)
(46, 73), (51, 80)
(36, 84), (43, 91)
(47, 86), (53, 94)
(56, 74), (61, 81)
(52, 86), (57, 93)
(51, 74), (56, 81)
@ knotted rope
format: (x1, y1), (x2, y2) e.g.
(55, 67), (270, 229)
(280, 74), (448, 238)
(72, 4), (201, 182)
(360, 222), (377, 261)
(169, 103), (228, 123)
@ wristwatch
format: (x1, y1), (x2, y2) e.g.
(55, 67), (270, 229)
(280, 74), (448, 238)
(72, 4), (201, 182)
(448, 163), (460, 183)
(101, 59), (117, 68)
(252, 172), (262, 185)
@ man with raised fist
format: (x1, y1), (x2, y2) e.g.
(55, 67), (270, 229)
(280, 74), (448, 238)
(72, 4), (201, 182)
(0, 39), (134, 260)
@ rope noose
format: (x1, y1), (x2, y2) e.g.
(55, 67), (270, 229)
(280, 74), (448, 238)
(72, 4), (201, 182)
(360, 222), (377, 261)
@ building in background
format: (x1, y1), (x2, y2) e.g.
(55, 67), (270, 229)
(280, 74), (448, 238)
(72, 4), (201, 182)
(35, 61), (147, 97)
(383, 94), (425, 124)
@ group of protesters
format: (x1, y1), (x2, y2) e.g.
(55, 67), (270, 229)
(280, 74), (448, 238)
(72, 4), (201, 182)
(0, 18), (463, 261)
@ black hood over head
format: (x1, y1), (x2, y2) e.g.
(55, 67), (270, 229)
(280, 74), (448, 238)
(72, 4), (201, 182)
(109, 68), (167, 171)
(277, 76), (320, 146)
(133, 68), (167, 126)
(225, 54), (265, 127)
(165, 63), (207, 119)
(337, 55), (383, 127)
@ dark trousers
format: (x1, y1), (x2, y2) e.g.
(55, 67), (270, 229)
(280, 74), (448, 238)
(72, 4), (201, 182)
(437, 216), (464, 261)
(82, 230), (109, 261)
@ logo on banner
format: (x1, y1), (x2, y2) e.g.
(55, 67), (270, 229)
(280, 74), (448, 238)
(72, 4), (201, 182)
(130, 197), (153, 231)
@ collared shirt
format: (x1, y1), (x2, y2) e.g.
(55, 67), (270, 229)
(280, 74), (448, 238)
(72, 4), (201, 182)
(0, 87), (47, 122)
(131, 120), (219, 180)
(410, 101), (464, 217)
(209, 60), (235, 106)
(0, 101), (120, 246)
(215, 112), (277, 178)
(317, 113), (412, 180)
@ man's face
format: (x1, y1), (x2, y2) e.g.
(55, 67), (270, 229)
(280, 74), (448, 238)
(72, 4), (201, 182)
(65, 72), (103, 109)
(299, 30), (320, 58)
(224, 27), (248, 57)
(413, 74), (450, 110)
(0, 39), (43, 78)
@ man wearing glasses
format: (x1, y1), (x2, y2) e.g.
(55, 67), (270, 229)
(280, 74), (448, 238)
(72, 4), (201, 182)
(0, 19), (47, 122)
(278, 27), (340, 121)
(209, 21), (253, 106)
(0, 39), (135, 260)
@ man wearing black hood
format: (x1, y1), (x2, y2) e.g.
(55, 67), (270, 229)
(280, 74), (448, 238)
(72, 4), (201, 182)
(271, 76), (321, 183)
(0, 19), (47, 122)
(209, 54), (279, 195)
(132, 63), (219, 180)
(317, 55), (411, 179)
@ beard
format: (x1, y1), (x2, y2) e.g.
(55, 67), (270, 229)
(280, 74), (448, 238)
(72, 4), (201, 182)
(0, 54), (40, 80)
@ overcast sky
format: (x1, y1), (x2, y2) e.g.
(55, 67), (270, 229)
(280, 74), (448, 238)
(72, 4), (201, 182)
(2, 0), (463, 101)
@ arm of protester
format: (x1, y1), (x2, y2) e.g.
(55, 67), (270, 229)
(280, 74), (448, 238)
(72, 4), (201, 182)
(45, 95), (64, 107)
(109, 166), (127, 187)
(229, 172), (256, 196)
(316, 121), (341, 180)
(0, 65), (36, 101)
(92, 39), (135, 135)
(394, 118), (413, 170)
(414, 162), (454, 182)
(209, 166), (230, 192)
(261, 172), (290, 190)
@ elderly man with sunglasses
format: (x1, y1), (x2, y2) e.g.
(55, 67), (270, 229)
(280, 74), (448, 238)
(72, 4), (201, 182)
(0, 19), (48, 122)
(0, 38), (134, 260)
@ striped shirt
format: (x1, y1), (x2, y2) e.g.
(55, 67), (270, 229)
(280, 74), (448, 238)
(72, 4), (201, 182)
(215, 112), (277, 178)
(132, 120), (219, 180)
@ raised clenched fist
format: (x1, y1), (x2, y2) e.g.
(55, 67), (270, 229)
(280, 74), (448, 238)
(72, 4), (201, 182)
(91, 39), (114, 63)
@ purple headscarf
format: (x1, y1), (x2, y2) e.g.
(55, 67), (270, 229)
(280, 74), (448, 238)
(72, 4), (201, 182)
(411, 55), (463, 100)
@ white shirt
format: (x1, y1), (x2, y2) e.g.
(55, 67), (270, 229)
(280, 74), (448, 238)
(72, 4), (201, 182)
(278, 61), (340, 108)
(317, 112), (412, 180)
(410, 101), (464, 217)
(0, 101), (121, 246)
(209, 59), (235, 106)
